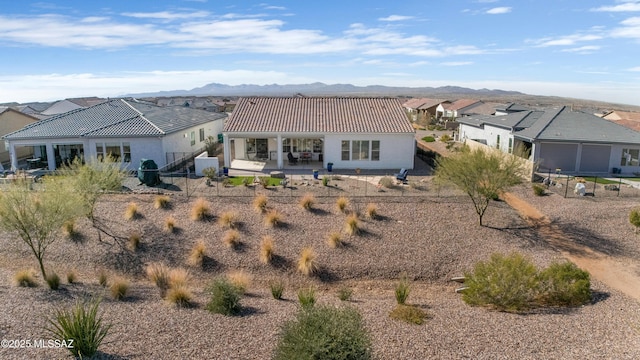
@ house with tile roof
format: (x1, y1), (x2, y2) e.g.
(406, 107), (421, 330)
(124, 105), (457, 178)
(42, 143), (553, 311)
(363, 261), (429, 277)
(601, 110), (640, 132)
(41, 97), (107, 117)
(402, 98), (447, 123)
(3, 98), (227, 171)
(457, 106), (640, 175)
(436, 99), (482, 120)
(0, 107), (39, 166)
(223, 97), (415, 170)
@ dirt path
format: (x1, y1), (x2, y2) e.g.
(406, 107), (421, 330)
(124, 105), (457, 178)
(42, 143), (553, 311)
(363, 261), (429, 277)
(502, 192), (640, 302)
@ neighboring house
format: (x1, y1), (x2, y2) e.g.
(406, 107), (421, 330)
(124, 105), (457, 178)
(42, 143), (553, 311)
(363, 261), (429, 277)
(41, 97), (106, 117)
(436, 99), (482, 120)
(457, 106), (640, 175)
(601, 110), (640, 132)
(494, 103), (531, 116)
(458, 101), (500, 117)
(402, 98), (447, 122)
(223, 97), (415, 170)
(0, 108), (39, 165)
(3, 98), (227, 171)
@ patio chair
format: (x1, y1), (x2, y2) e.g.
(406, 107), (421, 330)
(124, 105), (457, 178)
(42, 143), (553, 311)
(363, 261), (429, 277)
(394, 168), (408, 183)
(287, 152), (298, 165)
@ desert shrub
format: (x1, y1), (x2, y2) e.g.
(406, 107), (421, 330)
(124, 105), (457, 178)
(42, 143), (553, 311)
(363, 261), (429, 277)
(270, 280), (285, 300)
(145, 263), (170, 297)
(227, 270), (252, 294)
(62, 220), (77, 238)
(463, 253), (539, 312)
(390, 304), (427, 325)
(274, 305), (372, 360)
(218, 211), (239, 229)
(378, 176), (395, 188)
(66, 270), (77, 284)
(422, 135), (436, 142)
(335, 196), (349, 213)
(253, 194), (268, 213)
(168, 268), (191, 289)
(164, 216), (176, 233)
(299, 193), (315, 211)
(337, 287), (353, 301)
(297, 247), (318, 276)
(110, 277), (130, 300)
(344, 214), (361, 236)
(154, 195), (171, 209)
(124, 202), (139, 220)
(260, 236), (274, 264)
(537, 261), (591, 306)
(322, 175), (330, 186)
(532, 184), (546, 196)
(47, 299), (111, 359)
(259, 176), (270, 188)
(326, 232), (343, 248)
(223, 229), (241, 249)
(190, 198), (211, 221)
(206, 278), (242, 316)
(166, 285), (193, 307)
(365, 203), (378, 219)
(297, 287), (316, 309)
(127, 232), (141, 251)
(188, 240), (206, 267)
(46, 272), (61, 290)
(630, 208), (640, 233)
(395, 274), (411, 305)
(14, 269), (37, 287)
(440, 134), (452, 142)
(264, 209), (283, 228)
(97, 269), (108, 287)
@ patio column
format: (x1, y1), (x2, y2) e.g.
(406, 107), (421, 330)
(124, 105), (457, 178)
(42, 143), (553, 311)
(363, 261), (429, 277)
(223, 133), (231, 170)
(276, 134), (283, 169)
(8, 142), (17, 171)
(45, 143), (56, 170)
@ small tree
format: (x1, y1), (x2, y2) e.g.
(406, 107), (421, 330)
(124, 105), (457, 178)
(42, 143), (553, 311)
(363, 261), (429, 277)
(435, 146), (526, 226)
(0, 177), (83, 280)
(630, 208), (640, 234)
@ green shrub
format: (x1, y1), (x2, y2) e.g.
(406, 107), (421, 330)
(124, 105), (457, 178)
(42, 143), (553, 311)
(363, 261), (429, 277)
(463, 253), (539, 312)
(322, 175), (330, 186)
(630, 208), (640, 233)
(395, 274), (411, 305)
(537, 262), (591, 306)
(532, 184), (546, 196)
(270, 280), (285, 300)
(440, 134), (452, 142)
(206, 278), (242, 316)
(274, 305), (372, 360)
(46, 299), (111, 359)
(297, 287), (316, 309)
(46, 272), (61, 290)
(389, 304), (427, 325)
(422, 136), (436, 142)
(337, 287), (353, 301)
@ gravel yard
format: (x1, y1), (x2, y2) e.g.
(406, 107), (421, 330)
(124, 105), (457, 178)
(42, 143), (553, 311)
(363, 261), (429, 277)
(0, 178), (639, 359)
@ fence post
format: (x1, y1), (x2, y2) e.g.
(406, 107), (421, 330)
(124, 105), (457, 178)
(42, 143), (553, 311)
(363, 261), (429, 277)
(564, 176), (569, 198)
(618, 177), (622, 197)
(593, 176), (597, 197)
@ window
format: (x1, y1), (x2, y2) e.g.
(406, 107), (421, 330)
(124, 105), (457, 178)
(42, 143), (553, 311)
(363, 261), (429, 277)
(96, 143), (104, 161)
(123, 142), (131, 163)
(282, 138), (291, 153)
(199, 128), (205, 142)
(190, 131), (196, 146)
(313, 139), (323, 153)
(508, 138), (513, 154)
(341, 141), (350, 161)
(621, 149), (640, 166)
(496, 135), (501, 150)
(352, 140), (369, 160)
(371, 141), (380, 161)
(106, 142), (121, 161)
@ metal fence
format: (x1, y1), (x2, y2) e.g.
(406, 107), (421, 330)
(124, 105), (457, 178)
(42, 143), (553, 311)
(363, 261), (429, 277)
(536, 173), (640, 198)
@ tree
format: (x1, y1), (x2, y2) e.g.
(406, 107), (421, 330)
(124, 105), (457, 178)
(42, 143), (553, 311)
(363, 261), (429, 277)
(435, 146), (526, 226)
(0, 177), (83, 280)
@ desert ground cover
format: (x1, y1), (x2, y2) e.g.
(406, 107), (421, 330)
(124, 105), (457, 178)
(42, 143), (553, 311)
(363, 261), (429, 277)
(0, 176), (639, 359)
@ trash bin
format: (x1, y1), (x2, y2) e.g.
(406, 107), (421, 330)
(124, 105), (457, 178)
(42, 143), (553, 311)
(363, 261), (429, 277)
(313, 169), (319, 179)
(327, 162), (333, 172)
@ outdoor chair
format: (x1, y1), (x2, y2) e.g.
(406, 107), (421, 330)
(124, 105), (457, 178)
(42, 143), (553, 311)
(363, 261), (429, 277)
(394, 168), (408, 183)
(288, 152), (298, 165)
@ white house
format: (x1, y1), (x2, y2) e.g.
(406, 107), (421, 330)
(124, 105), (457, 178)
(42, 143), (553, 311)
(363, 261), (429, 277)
(3, 98), (227, 171)
(457, 105), (640, 175)
(223, 97), (415, 170)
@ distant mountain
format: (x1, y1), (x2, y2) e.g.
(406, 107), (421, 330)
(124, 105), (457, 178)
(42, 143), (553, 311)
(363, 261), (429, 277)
(124, 82), (524, 98)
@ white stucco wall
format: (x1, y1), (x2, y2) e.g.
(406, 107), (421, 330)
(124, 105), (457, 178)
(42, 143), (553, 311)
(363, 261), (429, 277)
(459, 124), (514, 152)
(323, 133), (415, 170)
(87, 137), (163, 170)
(607, 143), (640, 175)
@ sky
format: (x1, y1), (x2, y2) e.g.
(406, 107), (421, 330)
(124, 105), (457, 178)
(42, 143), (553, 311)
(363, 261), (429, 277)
(1, 1), (640, 105)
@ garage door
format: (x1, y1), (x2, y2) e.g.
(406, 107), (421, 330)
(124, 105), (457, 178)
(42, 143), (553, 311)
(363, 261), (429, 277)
(580, 144), (611, 173)
(539, 143), (578, 172)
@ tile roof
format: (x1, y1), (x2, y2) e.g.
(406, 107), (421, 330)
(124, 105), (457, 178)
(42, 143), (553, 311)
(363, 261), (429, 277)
(443, 99), (481, 111)
(4, 98), (225, 140)
(225, 97), (414, 134)
(459, 106), (640, 144)
(402, 98), (446, 110)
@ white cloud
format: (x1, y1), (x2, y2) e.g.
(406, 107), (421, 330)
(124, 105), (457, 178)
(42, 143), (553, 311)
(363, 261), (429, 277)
(121, 11), (210, 20)
(591, 1), (640, 12)
(441, 61), (473, 66)
(610, 16), (640, 39)
(561, 45), (601, 54)
(532, 34), (603, 47)
(378, 15), (414, 22)
(628, 66), (640, 71)
(486, 7), (512, 14)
